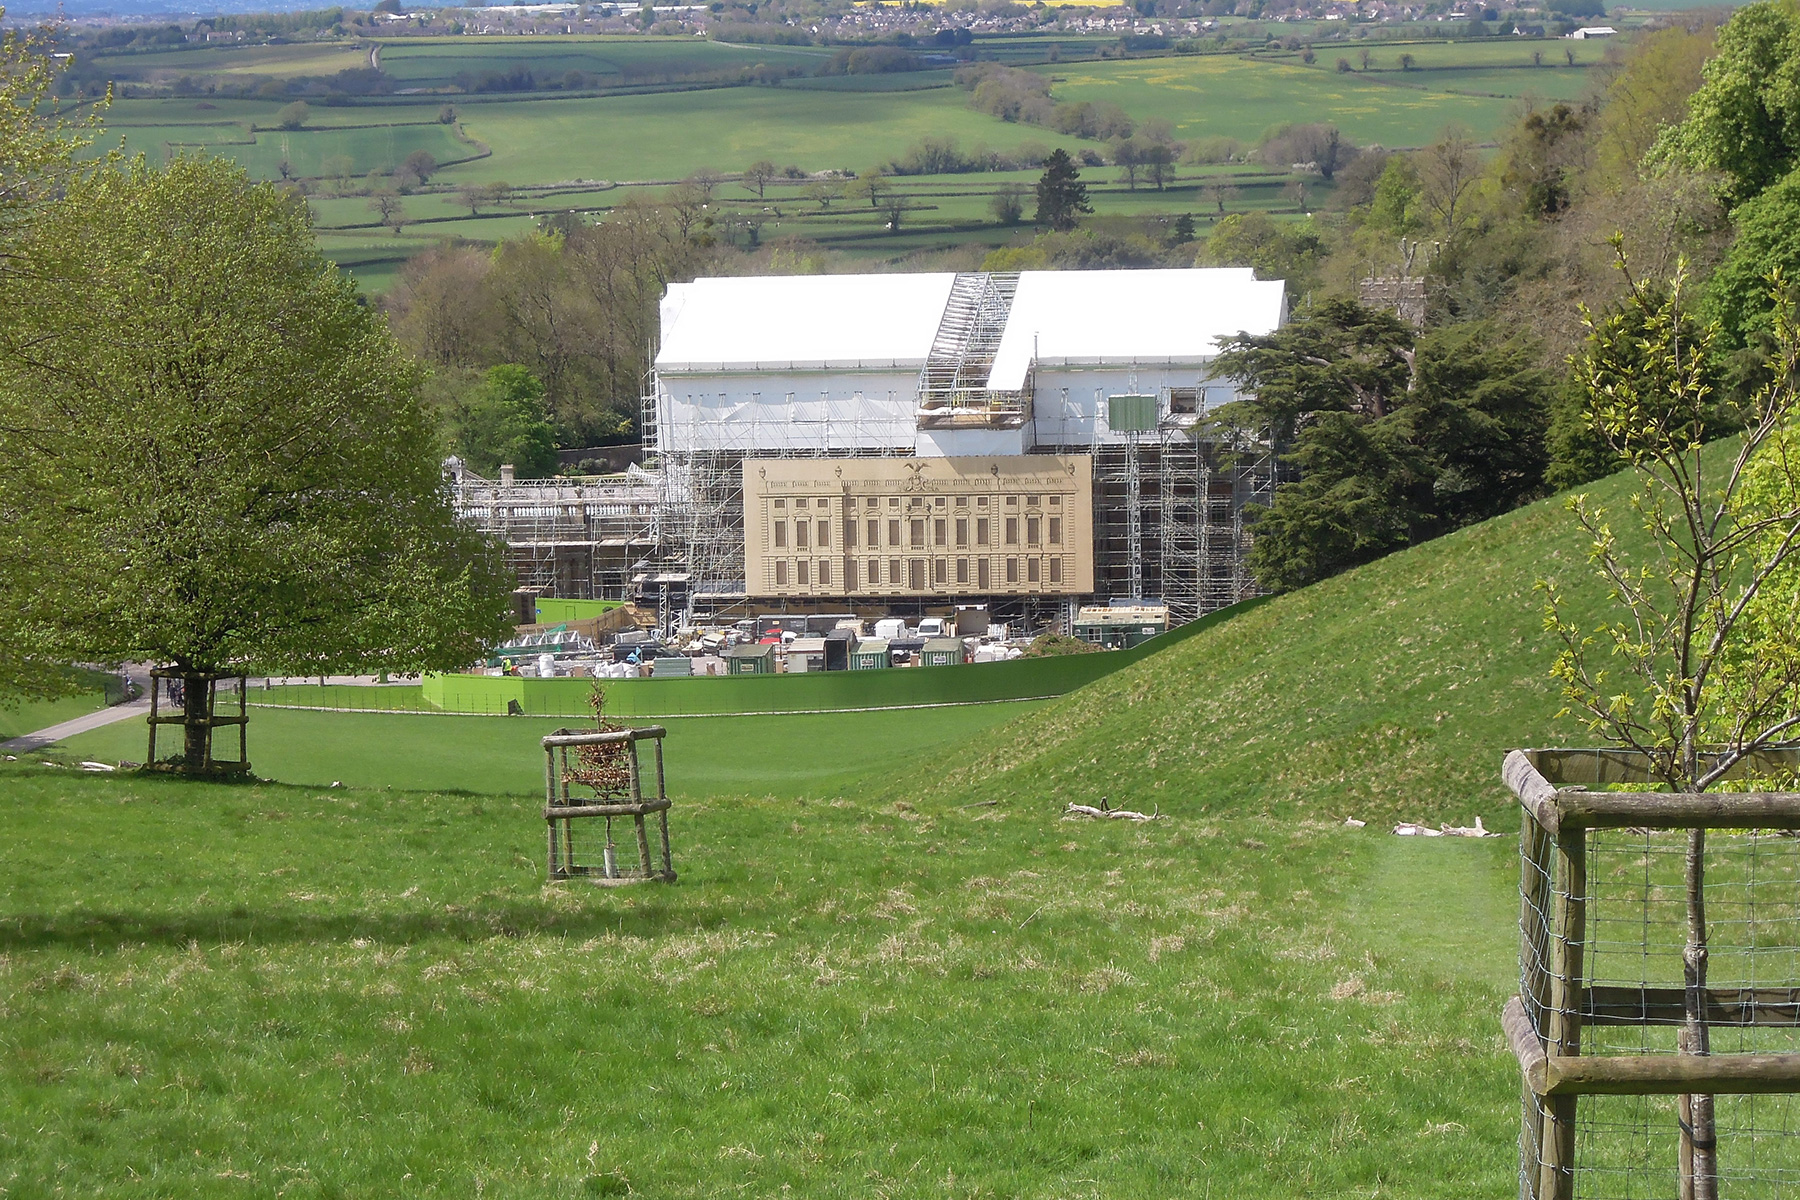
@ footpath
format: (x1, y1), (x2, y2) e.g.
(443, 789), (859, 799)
(1, 701), (150, 755)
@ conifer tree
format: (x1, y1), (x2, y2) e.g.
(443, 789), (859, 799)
(1034, 149), (1092, 232)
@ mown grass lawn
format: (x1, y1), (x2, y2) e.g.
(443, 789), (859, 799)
(1, 759), (1518, 1198)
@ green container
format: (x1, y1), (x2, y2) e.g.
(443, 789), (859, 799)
(724, 643), (776, 675)
(849, 639), (891, 670)
(1107, 393), (1159, 433)
(920, 637), (965, 666)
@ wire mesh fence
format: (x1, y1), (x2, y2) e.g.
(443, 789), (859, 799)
(1508, 748), (1800, 1200)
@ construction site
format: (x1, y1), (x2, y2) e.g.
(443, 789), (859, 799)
(452, 266), (1286, 632)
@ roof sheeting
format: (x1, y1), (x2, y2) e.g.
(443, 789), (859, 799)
(988, 268), (1285, 390)
(652, 268), (1286, 379)
(655, 273), (957, 372)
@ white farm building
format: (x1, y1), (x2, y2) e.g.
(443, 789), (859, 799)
(459, 266), (1288, 628)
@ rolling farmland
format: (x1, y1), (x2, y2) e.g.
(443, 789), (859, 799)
(68, 30), (1608, 288)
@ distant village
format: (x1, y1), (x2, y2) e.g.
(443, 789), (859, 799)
(32, 0), (1621, 47)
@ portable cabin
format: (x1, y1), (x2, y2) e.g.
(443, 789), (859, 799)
(920, 637), (965, 666)
(786, 636), (827, 673)
(849, 638), (891, 670)
(1074, 603), (1170, 649)
(724, 643), (775, 675)
(651, 655), (693, 678)
(824, 628), (855, 671)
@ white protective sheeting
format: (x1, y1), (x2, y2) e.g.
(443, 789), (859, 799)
(988, 268), (1286, 392)
(656, 273), (957, 372)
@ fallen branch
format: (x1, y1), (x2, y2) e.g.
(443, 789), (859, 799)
(1393, 816), (1496, 838)
(1063, 800), (1162, 822)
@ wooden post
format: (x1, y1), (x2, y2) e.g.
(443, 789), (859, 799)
(1539, 825), (1586, 1200)
(634, 813), (653, 876)
(544, 741), (559, 880)
(659, 807), (674, 880)
(654, 736), (666, 803)
(628, 741), (642, 806)
(1520, 813), (1556, 1200)
(147, 675), (160, 766)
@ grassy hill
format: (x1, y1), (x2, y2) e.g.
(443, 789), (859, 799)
(2, 466), (1648, 1197)
(898, 467), (1614, 828)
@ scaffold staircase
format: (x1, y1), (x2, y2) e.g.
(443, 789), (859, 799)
(916, 272), (1028, 428)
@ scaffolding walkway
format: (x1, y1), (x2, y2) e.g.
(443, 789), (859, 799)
(916, 272), (1029, 429)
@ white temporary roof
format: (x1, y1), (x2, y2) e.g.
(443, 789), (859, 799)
(652, 268), (1286, 380)
(989, 268), (1286, 390)
(655, 273), (956, 372)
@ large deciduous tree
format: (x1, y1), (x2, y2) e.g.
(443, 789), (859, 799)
(0, 15), (104, 703)
(0, 156), (513, 771)
(1651, 0), (1800, 207)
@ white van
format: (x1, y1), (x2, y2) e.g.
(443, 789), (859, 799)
(873, 618), (907, 641)
(916, 617), (951, 638)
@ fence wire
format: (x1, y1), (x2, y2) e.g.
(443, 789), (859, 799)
(1519, 826), (1800, 1199)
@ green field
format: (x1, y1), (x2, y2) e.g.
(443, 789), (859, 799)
(4, 437), (1674, 1195)
(1036, 54), (1566, 149)
(60, 32), (1603, 284)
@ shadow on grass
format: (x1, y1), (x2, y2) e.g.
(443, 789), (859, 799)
(0, 897), (743, 952)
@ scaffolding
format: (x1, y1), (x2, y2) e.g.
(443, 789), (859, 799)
(451, 463), (660, 600)
(1086, 423), (1272, 624)
(916, 272), (1031, 430)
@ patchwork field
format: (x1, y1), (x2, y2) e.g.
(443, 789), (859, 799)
(61, 30), (1607, 284)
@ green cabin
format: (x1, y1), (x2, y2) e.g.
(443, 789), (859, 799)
(724, 643), (776, 675)
(849, 638), (891, 670)
(920, 637), (965, 667)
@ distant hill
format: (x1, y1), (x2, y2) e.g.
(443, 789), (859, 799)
(906, 453), (1658, 825)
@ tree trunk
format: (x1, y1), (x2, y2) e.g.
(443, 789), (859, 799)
(181, 672), (211, 772)
(1680, 826), (1719, 1200)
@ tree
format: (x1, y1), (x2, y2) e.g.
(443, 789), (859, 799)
(1705, 166), (1800, 349)
(276, 100), (309, 130)
(1416, 126), (1479, 241)
(454, 364), (559, 477)
(1649, 1), (1798, 206)
(1215, 302), (1552, 590)
(803, 179), (836, 209)
(0, 16), (104, 703)
(1140, 138), (1177, 190)
(1201, 178), (1240, 214)
(1034, 148), (1091, 231)
(846, 169), (890, 208)
(0, 156), (512, 769)
(1543, 270), (1800, 1195)
(742, 159), (778, 198)
(989, 182), (1026, 225)
(1112, 136), (1141, 190)
(1198, 210), (1326, 294)
(368, 189), (406, 230)
(1399, 52), (1416, 70)
(402, 149), (437, 184)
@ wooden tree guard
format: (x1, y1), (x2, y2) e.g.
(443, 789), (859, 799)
(145, 669), (250, 775)
(1504, 747), (1800, 1200)
(542, 726), (675, 885)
